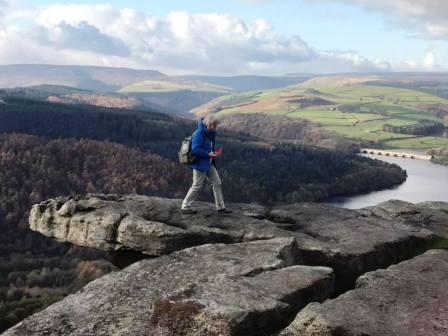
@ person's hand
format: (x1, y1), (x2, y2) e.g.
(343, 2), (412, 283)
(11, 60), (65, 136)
(214, 147), (223, 157)
(209, 152), (218, 158)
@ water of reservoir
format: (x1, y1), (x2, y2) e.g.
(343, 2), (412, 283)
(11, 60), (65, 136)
(326, 154), (448, 209)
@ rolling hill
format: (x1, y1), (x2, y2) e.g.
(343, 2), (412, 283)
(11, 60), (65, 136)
(180, 74), (312, 91)
(118, 78), (234, 115)
(0, 85), (166, 112)
(1, 83), (228, 117)
(0, 65), (236, 114)
(0, 65), (314, 93)
(0, 64), (166, 91)
(195, 77), (448, 151)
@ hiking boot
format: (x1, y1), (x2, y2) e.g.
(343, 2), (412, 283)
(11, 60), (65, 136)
(181, 208), (197, 214)
(217, 208), (233, 214)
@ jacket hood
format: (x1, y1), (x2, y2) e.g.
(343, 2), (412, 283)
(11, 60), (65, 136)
(198, 117), (216, 139)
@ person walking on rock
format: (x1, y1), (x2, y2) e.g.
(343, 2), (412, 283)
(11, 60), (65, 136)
(181, 115), (232, 214)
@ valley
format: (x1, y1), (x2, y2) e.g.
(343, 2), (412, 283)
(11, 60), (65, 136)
(1, 66), (448, 333)
(0, 87), (409, 332)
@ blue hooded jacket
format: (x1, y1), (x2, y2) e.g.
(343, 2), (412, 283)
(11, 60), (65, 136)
(190, 118), (216, 173)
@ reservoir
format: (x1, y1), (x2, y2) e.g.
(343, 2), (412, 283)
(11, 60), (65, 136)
(326, 154), (448, 209)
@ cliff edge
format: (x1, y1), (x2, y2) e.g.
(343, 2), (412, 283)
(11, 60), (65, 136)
(2, 194), (448, 336)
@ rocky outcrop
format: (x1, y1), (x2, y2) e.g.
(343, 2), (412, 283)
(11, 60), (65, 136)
(4, 194), (448, 336)
(280, 249), (448, 336)
(29, 194), (437, 292)
(2, 238), (334, 336)
(29, 194), (279, 256)
(265, 201), (436, 291)
(362, 199), (448, 237)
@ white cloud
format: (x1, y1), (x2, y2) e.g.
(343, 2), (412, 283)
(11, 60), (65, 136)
(326, 0), (448, 40)
(0, 1), (11, 42)
(0, 0), (10, 11)
(0, 3), (392, 75)
(317, 50), (392, 72)
(0, 0), (11, 21)
(30, 20), (130, 56)
(423, 51), (436, 68)
(395, 50), (442, 71)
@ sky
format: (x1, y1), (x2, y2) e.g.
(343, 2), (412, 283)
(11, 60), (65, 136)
(0, 0), (447, 75)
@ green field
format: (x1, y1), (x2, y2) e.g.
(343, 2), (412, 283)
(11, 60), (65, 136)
(194, 83), (448, 150)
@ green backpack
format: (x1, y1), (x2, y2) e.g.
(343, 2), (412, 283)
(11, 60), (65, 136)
(178, 135), (199, 165)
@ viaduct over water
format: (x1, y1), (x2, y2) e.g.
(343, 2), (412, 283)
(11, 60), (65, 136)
(360, 148), (433, 161)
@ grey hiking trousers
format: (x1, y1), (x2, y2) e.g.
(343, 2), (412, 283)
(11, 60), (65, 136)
(181, 165), (225, 210)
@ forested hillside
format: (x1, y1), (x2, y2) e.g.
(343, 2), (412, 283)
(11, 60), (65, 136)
(0, 95), (407, 202)
(0, 96), (187, 142)
(215, 113), (360, 153)
(0, 135), (189, 331)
